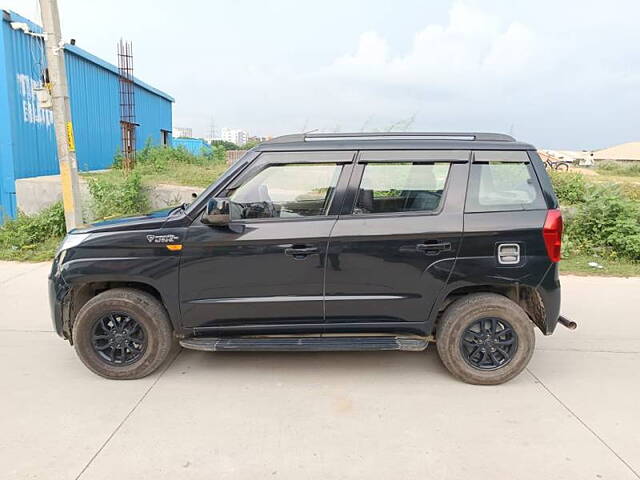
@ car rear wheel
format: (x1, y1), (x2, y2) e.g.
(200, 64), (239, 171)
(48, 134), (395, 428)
(436, 293), (535, 385)
(73, 288), (174, 380)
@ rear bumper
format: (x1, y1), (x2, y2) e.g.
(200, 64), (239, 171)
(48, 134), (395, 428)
(537, 263), (561, 335)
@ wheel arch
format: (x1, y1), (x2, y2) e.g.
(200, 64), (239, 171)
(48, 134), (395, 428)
(64, 280), (177, 344)
(429, 283), (547, 335)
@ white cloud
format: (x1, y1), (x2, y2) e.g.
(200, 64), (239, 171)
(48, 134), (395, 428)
(326, 3), (538, 93)
(335, 32), (389, 67)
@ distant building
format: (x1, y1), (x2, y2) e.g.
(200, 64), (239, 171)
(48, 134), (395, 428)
(173, 127), (193, 138)
(248, 135), (272, 143)
(221, 128), (249, 146)
(594, 142), (640, 162)
(172, 137), (212, 156)
(539, 150), (595, 167)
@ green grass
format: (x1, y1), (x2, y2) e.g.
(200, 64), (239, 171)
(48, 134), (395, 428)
(560, 254), (640, 277)
(82, 157), (229, 189)
(596, 161), (640, 177)
(136, 161), (229, 188)
(0, 235), (61, 262)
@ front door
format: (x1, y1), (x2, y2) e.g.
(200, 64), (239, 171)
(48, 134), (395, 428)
(324, 150), (469, 335)
(180, 150), (355, 334)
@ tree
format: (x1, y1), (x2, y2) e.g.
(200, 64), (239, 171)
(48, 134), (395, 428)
(213, 145), (226, 163)
(211, 140), (239, 150)
(241, 140), (261, 150)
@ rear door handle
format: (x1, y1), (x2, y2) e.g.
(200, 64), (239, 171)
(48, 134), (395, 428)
(284, 246), (319, 259)
(416, 242), (452, 255)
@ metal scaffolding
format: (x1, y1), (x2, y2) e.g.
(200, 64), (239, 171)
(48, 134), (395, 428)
(117, 39), (136, 170)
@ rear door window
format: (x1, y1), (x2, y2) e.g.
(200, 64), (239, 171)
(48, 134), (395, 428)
(465, 151), (546, 212)
(353, 163), (450, 215)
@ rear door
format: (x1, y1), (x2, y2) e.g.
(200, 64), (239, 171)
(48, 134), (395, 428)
(323, 150), (469, 335)
(451, 150), (552, 287)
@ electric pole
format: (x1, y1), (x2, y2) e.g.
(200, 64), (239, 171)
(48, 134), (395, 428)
(39, 0), (83, 230)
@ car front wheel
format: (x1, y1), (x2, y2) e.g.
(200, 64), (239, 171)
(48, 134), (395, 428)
(73, 288), (175, 380)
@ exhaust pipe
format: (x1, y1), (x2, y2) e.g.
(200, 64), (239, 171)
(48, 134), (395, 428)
(558, 315), (577, 330)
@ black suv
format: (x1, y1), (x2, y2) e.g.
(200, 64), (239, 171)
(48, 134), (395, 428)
(49, 132), (573, 384)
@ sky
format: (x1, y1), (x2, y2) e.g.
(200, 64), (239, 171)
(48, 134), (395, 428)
(4, 0), (640, 149)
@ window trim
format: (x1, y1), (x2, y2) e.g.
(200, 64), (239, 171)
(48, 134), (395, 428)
(222, 151), (355, 194)
(472, 150), (530, 163)
(342, 160), (453, 218)
(202, 153), (356, 224)
(360, 150), (471, 163)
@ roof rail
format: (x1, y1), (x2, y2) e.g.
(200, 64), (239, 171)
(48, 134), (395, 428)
(265, 132), (515, 144)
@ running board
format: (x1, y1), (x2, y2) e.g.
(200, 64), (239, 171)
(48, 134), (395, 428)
(180, 336), (429, 352)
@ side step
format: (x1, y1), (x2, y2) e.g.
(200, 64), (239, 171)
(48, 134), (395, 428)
(180, 336), (428, 352)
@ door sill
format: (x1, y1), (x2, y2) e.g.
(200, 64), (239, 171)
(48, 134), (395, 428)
(180, 335), (429, 352)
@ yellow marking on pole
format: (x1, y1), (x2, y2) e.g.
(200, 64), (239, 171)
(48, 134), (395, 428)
(59, 161), (74, 212)
(66, 121), (76, 152)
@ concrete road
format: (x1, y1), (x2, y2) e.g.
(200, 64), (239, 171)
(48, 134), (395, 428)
(1, 261), (639, 480)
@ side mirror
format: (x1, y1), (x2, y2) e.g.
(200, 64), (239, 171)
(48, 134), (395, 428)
(202, 198), (230, 225)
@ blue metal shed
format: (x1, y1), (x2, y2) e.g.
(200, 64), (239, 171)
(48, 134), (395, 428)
(172, 137), (213, 156)
(0, 10), (174, 220)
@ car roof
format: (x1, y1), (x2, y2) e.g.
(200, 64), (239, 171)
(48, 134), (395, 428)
(256, 132), (535, 152)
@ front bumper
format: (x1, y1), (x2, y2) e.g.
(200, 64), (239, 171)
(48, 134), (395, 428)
(48, 259), (71, 339)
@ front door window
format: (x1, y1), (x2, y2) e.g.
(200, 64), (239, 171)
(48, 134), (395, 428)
(229, 163), (342, 219)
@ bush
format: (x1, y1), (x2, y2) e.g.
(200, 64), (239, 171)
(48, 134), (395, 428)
(87, 170), (148, 219)
(136, 143), (199, 171)
(596, 161), (640, 177)
(0, 202), (66, 261)
(618, 182), (640, 202)
(548, 170), (588, 205)
(211, 140), (239, 150)
(123, 142), (228, 173)
(565, 184), (640, 261)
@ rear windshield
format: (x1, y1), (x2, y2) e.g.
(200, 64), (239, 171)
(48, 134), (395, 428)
(465, 152), (546, 212)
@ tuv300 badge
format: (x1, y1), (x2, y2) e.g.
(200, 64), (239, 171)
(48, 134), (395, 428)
(146, 234), (180, 244)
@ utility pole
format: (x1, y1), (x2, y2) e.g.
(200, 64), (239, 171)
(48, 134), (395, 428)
(39, 0), (83, 230)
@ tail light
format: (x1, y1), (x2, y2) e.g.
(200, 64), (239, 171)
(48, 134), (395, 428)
(543, 209), (563, 263)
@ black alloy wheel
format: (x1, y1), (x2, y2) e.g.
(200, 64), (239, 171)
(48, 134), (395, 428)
(91, 313), (146, 366)
(459, 317), (518, 371)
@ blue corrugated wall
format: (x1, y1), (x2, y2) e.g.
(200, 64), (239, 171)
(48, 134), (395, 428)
(0, 10), (173, 220)
(1, 12), (56, 217)
(65, 50), (120, 173)
(172, 138), (213, 155)
(0, 14), (17, 219)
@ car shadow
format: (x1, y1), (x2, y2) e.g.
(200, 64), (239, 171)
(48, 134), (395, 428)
(168, 346), (454, 382)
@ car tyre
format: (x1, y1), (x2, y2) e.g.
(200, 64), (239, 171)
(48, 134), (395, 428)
(436, 293), (535, 385)
(73, 288), (175, 380)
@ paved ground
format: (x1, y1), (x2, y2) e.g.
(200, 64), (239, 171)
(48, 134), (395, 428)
(1, 261), (639, 480)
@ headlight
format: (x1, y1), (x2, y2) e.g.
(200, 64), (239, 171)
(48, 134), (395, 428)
(55, 233), (91, 257)
(55, 233), (91, 275)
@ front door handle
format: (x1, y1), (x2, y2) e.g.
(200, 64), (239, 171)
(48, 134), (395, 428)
(284, 246), (319, 259)
(416, 242), (452, 255)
